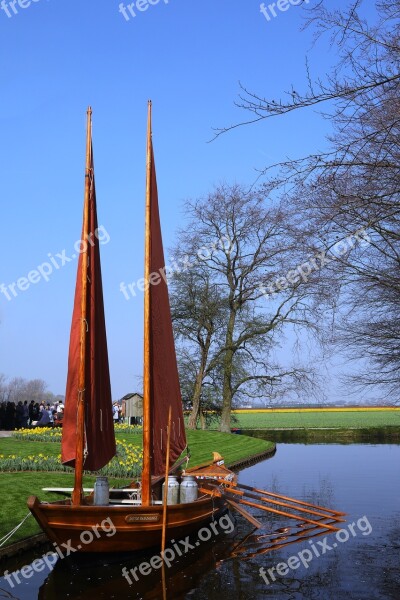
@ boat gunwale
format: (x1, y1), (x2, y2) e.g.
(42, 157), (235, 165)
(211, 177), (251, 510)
(28, 494), (221, 513)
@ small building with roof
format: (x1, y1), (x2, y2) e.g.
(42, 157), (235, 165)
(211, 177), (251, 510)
(121, 392), (143, 424)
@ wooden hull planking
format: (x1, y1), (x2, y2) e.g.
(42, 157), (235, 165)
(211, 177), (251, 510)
(27, 495), (227, 553)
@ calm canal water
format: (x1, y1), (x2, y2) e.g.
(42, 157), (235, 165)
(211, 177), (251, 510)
(1, 443), (399, 599)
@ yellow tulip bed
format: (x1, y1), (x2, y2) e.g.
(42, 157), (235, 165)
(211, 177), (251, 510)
(0, 428), (143, 479)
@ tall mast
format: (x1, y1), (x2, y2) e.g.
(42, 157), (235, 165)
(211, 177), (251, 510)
(71, 107), (92, 506)
(142, 100), (152, 506)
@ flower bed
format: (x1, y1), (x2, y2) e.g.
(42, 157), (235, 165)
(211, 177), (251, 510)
(2, 431), (143, 478)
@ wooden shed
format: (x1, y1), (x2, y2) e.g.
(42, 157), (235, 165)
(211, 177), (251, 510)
(121, 392), (143, 424)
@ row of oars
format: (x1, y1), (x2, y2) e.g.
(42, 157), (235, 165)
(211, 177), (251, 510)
(199, 480), (346, 559)
(161, 413), (346, 588)
(199, 480), (345, 533)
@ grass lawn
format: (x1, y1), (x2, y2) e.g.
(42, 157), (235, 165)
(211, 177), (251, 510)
(184, 430), (273, 466)
(228, 409), (400, 430)
(0, 430), (273, 546)
(0, 439), (61, 458)
(0, 473), (133, 544)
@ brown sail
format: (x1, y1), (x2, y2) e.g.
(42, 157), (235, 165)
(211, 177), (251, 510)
(144, 105), (187, 479)
(61, 108), (116, 474)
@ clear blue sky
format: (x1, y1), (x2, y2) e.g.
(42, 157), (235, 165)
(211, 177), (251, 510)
(0, 0), (376, 399)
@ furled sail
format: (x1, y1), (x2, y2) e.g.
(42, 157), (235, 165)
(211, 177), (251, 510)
(61, 109), (116, 473)
(143, 103), (187, 482)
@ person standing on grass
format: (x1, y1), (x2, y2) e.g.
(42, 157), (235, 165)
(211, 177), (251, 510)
(15, 401), (24, 429)
(0, 402), (5, 430)
(28, 400), (35, 426)
(5, 402), (15, 430)
(113, 403), (120, 424)
(21, 401), (29, 428)
(32, 402), (40, 422)
(46, 404), (54, 426)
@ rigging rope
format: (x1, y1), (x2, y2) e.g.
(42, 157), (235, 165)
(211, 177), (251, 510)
(0, 512), (32, 547)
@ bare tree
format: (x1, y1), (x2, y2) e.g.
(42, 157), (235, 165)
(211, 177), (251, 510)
(0, 374), (7, 403)
(173, 183), (320, 432)
(6, 377), (28, 404)
(213, 1), (400, 147)
(0, 376), (51, 405)
(214, 1), (400, 401)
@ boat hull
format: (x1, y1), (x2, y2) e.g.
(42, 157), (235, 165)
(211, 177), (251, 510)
(27, 495), (227, 553)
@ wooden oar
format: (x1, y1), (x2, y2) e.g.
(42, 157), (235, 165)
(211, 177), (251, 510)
(161, 406), (172, 600)
(202, 483), (342, 532)
(225, 498), (263, 529)
(222, 488), (341, 532)
(226, 486), (346, 522)
(235, 483), (346, 516)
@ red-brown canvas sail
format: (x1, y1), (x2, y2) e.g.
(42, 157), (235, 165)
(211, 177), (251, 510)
(143, 104), (187, 480)
(61, 111), (116, 473)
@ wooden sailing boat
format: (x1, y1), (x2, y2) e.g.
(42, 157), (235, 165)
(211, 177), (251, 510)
(27, 104), (230, 553)
(28, 104), (345, 554)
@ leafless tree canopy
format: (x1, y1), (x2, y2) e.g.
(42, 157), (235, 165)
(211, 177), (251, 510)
(0, 375), (62, 405)
(170, 184), (323, 431)
(214, 1), (400, 402)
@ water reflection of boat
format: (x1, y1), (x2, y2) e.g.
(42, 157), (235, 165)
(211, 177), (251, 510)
(36, 508), (345, 599)
(38, 529), (231, 600)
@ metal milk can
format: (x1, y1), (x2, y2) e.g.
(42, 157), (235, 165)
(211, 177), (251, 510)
(94, 476), (110, 505)
(179, 475), (198, 504)
(162, 475), (180, 505)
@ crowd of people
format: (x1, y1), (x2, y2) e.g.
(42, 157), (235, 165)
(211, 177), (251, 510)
(0, 400), (64, 430)
(0, 400), (128, 430)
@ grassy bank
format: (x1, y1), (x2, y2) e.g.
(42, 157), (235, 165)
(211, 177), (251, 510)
(0, 430), (273, 546)
(228, 408), (400, 430)
(247, 426), (400, 444)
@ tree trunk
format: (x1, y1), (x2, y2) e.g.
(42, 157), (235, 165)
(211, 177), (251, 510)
(187, 333), (212, 430)
(187, 370), (203, 430)
(220, 310), (236, 433)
